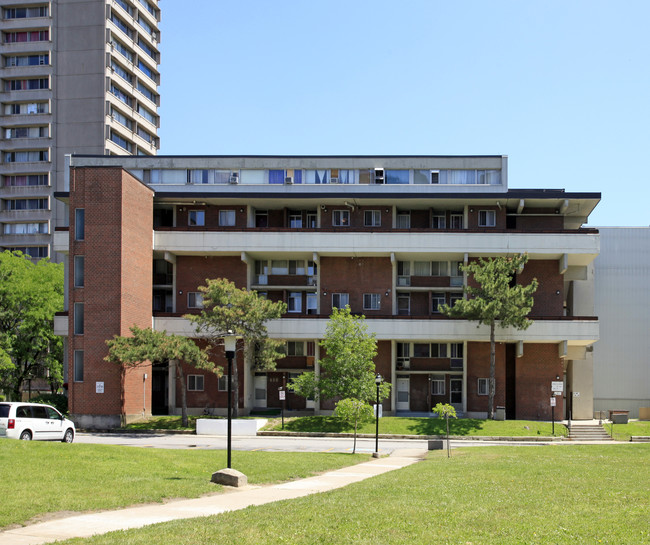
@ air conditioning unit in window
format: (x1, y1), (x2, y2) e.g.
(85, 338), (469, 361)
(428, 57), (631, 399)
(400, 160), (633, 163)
(284, 176), (293, 184)
(374, 168), (384, 184)
(229, 173), (239, 184)
(330, 177), (340, 184)
(430, 170), (440, 184)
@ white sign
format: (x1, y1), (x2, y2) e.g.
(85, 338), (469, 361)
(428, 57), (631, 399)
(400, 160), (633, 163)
(373, 404), (383, 418)
(278, 390), (286, 401)
(96, 382), (104, 394)
(551, 381), (563, 393)
(550, 397), (556, 407)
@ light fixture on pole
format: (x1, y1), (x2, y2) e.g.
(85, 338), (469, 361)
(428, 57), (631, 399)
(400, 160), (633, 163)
(373, 373), (383, 458)
(211, 330), (248, 487)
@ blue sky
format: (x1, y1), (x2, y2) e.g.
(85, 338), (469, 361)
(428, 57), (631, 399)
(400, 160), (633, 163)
(157, 1), (649, 227)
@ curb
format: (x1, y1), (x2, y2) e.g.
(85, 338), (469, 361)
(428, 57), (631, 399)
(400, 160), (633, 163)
(257, 431), (565, 442)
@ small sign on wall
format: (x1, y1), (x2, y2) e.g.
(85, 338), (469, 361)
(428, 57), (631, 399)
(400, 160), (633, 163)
(96, 382), (104, 394)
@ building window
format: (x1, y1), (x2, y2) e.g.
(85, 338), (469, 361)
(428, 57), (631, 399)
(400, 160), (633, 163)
(111, 61), (133, 84)
(4, 54), (49, 67)
(111, 108), (132, 130)
(218, 375), (228, 391)
(431, 213), (446, 229)
(287, 341), (304, 356)
(432, 294), (446, 313)
(3, 174), (48, 187)
(397, 294), (410, 315)
(431, 343), (448, 358)
(5, 198), (48, 210)
(188, 210), (204, 226)
(288, 292), (302, 313)
(8, 246), (47, 258)
(4, 150), (48, 162)
(431, 379), (445, 396)
(364, 210), (381, 227)
(3, 30), (49, 43)
(397, 261), (410, 286)
(75, 209), (85, 241)
(363, 293), (381, 310)
(478, 378), (489, 396)
(3, 6), (49, 18)
(3, 222), (48, 234)
(385, 170), (409, 184)
(74, 302), (84, 335)
(450, 214), (463, 229)
(74, 256), (84, 288)
(110, 131), (132, 152)
(306, 293), (317, 315)
(413, 261), (430, 276)
(413, 343), (430, 358)
(73, 350), (84, 382)
(187, 375), (204, 391)
(219, 210), (235, 226)
(478, 210), (496, 227)
(187, 292), (203, 309)
(450, 343), (463, 358)
(332, 293), (349, 309)
(396, 212), (410, 229)
(431, 261), (448, 276)
(289, 212), (302, 228)
(5, 102), (48, 115)
(332, 210), (350, 227)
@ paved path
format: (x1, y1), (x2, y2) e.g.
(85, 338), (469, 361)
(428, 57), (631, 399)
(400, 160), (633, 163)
(0, 449), (426, 545)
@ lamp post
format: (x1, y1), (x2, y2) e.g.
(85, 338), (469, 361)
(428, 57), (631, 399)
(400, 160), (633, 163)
(374, 373), (383, 457)
(224, 332), (236, 469)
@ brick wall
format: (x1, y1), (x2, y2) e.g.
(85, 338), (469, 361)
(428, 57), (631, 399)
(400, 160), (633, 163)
(515, 343), (564, 420)
(466, 341), (506, 413)
(519, 259), (564, 317)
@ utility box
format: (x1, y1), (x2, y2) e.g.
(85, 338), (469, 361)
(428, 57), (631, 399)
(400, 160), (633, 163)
(494, 406), (506, 421)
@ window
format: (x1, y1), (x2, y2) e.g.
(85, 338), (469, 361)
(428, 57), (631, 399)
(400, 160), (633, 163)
(188, 210), (204, 226)
(450, 214), (463, 229)
(332, 293), (349, 309)
(112, 61), (132, 83)
(289, 260), (306, 275)
(431, 261), (448, 276)
(112, 39), (134, 62)
(3, 6), (49, 18)
(74, 256), (84, 288)
(289, 212), (302, 228)
(306, 213), (317, 228)
(304, 169), (328, 184)
(187, 375), (204, 391)
(288, 292), (302, 313)
(450, 343), (463, 358)
(478, 210), (496, 227)
(413, 261), (430, 276)
(397, 294), (410, 315)
(3, 174), (48, 187)
(187, 292), (203, 309)
(431, 343), (448, 358)
(137, 104), (157, 125)
(8, 246), (47, 258)
(111, 108), (132, 130)
(385, 170), (409, 184)
(397, 261), (410, 286)
(396, 213), (410, 229)
(432, 294), (446, 313)
(111, 85), (132, 107)
(75, 209), (85, 241)
(4, 150), (48, 162)
(306, 293), (317, 315)
(138, 60), (154, 80)
(363, 293), (381, 310)
(219, 210), (235, 226)
(3, 30), (49, 42)
(6, 198), (48, 210)
(138, 38), (156, 60)
(74, 302), (84, 335)
(4, 102), (48, 115)
(114, 0), (133, 15)
(110, 14), (133, 38)
(332, 210), (350, 227)
(364, 210), (381, 227)
(218, 375), (228, 391)
(431, 213), (446, 229)
(73, 350), (84, 382)
(137, 82), (157, 103)
(4, 54), (49, 67)
(3, 222), (48, 234)
(413, 343), (430, 358)
(110, 130), (132, 152)
(431, 379), (445, 395)
(478, 378), (489, 396)
(287, 341), (304, 356)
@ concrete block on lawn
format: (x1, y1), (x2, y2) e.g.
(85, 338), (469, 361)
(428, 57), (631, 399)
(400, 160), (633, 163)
(197, 418), (266, 436)
(428, 439), (449, 450)
(211, 468), (248, 487)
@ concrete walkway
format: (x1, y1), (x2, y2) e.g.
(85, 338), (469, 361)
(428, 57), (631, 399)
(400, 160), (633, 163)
(1, 449), (426, 545)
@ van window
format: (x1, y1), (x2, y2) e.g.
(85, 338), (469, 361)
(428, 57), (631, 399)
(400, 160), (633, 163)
(0, 404), (9, 418)
(31, 406), (48, 419)
(16, 406), (31, 418)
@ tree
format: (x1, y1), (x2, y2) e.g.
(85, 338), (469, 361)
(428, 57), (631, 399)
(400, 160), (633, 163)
(185, 278), (287, 418)
(334, 398), (375, 454)
(0, 251), (64, 400)
(433, 402), (457, 458)
(440, 254), (538, 419)
(291, 306), (391, 409)
(106, 325), (214, 427)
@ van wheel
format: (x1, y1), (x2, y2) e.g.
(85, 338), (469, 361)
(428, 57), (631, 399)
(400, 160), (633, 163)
(19, 430), (32, 441)
(62, 429), (74, 443)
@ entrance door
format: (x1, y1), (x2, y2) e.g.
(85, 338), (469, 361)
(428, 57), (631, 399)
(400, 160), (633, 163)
(254, 375), (267, 408)
(450, 379), (462, 409)
(396, 378), (410, 411)
(152, 364), (169, 415)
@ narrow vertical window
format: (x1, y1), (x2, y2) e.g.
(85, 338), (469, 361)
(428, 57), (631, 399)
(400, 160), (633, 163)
(75, 208), (85, 241)
(74, 302), (84, 335)
(74, 255), (85, 288)
(74, 350), (84, 382)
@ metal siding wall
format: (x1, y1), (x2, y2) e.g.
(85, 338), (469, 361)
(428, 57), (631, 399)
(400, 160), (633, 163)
(593, 228), (650, 415)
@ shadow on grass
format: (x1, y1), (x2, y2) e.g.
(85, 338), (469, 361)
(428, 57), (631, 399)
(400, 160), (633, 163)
(406, 418), (485, 436)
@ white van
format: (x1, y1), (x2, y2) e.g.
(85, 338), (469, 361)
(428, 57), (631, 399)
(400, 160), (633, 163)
(0, 402), (75, 443)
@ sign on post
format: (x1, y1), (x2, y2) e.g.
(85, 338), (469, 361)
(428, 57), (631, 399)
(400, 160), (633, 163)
(278, 390), (286, 401)
(550, 397), (556, 407)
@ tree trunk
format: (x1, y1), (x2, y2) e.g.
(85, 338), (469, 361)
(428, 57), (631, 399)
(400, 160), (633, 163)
(488, 320), (496, 419)
(176, 363), (188, 428)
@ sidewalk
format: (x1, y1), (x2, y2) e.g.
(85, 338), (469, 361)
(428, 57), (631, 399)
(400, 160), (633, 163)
(1, 449), (426, 545)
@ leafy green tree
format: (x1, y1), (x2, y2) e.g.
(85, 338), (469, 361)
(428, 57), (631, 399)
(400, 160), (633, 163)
(291, 306), (391, 408)
(334, 398), (375, 454)
(0, 251), (64, 400)
(185, 278), (287, 417)
(433, 402), (457, 458)
(440, 254), (538, 419)
(106, 325), (213, 427)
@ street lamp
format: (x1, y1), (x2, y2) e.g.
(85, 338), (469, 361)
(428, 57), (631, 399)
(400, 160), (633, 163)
(374, 373), (383, 457)
(224, 332), (236, 469)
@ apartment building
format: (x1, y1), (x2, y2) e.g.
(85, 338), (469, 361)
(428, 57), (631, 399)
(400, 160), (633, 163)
(53, 155), (601, 429)
(0, 0), (160, 261)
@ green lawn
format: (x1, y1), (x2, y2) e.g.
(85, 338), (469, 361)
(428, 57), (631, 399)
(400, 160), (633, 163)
(604, 420), (650, 441)
(0, 441), (368, 528)
(263, 415), (568, 437)
(60, 445), (650, 545)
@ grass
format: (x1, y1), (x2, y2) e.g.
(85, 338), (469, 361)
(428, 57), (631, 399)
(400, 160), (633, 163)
(263, 415), (568, 437)
(123, 415), (262, 431)
(60, 445), (650, 544)
(604, 419), (650, 441)
(0, 440), (368, 528)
